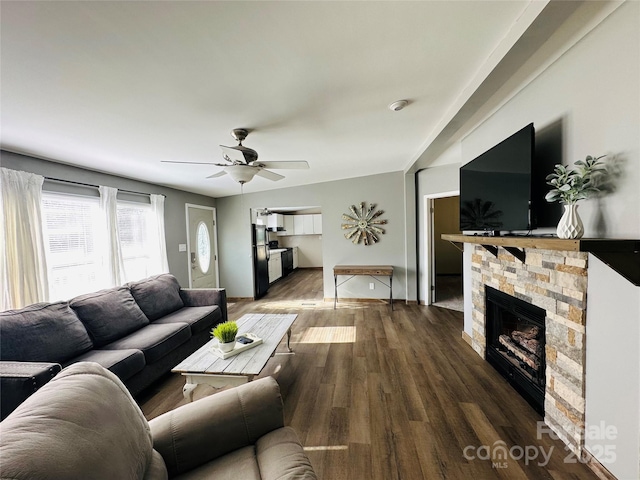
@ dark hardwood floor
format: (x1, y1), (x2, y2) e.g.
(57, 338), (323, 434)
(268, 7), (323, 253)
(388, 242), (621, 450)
(139, 268), (597, 480)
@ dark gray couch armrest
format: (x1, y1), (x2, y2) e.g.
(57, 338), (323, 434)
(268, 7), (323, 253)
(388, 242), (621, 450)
(0, 361), (62, 420)
(149, 376), (284, 477)
(179, 288), (227, 323)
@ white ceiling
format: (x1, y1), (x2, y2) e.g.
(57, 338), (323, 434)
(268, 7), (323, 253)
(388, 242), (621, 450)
(1, 1), (558, 198)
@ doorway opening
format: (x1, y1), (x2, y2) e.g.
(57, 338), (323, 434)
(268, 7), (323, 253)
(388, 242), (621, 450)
(426, 194), (463, 311)
(252, 206), (323, 270)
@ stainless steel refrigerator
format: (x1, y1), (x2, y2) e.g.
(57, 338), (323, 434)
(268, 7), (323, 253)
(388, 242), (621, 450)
(252, 225), (270, 298)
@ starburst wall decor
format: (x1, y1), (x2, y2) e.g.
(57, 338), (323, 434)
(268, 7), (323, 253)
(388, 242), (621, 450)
(341, 202), (387, 245)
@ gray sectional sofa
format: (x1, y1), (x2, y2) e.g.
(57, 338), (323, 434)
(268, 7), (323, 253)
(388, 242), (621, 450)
(0, 273), (227, 419)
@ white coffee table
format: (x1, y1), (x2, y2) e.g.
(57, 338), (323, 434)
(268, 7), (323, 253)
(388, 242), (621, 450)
(172, 313), (297, 401)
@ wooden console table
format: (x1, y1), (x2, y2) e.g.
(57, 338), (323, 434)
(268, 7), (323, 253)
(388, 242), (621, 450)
(333, 265), (394, 310)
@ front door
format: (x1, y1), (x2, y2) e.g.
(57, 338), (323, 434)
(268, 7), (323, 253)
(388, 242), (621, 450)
(186, 204), (219, 288)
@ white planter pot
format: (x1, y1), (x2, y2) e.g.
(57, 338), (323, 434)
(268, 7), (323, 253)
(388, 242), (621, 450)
(218, 340), (235, 353)
(557, 204), (584, 239)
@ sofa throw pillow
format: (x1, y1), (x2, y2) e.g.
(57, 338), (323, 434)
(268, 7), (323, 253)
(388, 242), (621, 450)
(70, 287), (149, 347)
(0, 302), (94, 363)
(128, 274), (184, 321)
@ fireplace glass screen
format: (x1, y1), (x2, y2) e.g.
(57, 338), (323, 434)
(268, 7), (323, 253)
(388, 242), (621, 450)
(485, 286), (546, 414)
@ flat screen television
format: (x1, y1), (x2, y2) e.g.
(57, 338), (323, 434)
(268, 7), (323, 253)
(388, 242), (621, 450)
(460, 123), (536, 233)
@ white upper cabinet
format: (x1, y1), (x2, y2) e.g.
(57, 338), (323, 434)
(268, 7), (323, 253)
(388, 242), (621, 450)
(280, 214), (323, 236)
(267, 214), (284, 230)
(302, 215), (314, 234)
(266, 214), (276, 230)
(312, 214), (322, 234)
(293, 215), (305, 235)
(279, 215), (295, 236)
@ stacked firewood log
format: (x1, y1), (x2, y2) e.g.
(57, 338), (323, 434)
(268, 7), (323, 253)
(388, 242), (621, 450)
(498, 325), (542, 370)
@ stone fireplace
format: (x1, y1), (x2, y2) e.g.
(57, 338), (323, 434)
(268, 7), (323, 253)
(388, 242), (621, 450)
(469, 245), (588, 455)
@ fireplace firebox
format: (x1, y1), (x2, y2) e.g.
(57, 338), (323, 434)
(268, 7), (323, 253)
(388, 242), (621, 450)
(485, 286), (546, 414)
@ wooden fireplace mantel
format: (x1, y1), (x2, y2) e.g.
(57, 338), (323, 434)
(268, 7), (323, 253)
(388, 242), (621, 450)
(441, 233), (637, 252)
(442, 234), (640, 285)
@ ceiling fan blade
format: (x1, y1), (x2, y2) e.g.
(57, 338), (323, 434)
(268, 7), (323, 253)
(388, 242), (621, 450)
(220, 145), (246, 163)
(258, 161), (309, 170)
(161, 160), (219, 165)
(206, 170), (227, 179)
(255, 169), (285, 181)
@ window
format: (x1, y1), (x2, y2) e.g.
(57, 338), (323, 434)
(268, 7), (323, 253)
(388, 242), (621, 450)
(42, 191), (166, 301)
(41, 192), (108, 301)
(196, 221), (211, 273)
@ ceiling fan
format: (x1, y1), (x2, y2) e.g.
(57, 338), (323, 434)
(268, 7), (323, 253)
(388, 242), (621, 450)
(162, 128), (309, 184)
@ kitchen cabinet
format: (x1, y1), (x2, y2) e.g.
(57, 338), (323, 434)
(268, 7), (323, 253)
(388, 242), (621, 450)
(278, 215), (295, 237)
(293, 215), (305, 235)
(268, 251), (282, 283)
(293, 247), (299, 269)
(303, 215), (314, 234)
(279, 214), (323, 236)
(312, 214), (322, 234)
(267, 214), (284, 231)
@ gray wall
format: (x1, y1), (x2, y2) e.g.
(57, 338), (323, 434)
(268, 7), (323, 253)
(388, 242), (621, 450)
(1, 150), (216, 287)
(216, 171), (409, 301)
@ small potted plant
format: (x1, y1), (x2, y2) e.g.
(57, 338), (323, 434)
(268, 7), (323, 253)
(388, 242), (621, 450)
(545, 154), (606, 239)
(211, 321), (239, 353)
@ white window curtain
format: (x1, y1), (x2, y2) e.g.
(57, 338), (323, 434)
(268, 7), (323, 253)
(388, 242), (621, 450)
(99, 186), (126, 286)
(116, 195), (168, 283)
(117, 201), (150, 282)
(0, 168), (49, 310)
(150, 194), (169, 274)
(3, 177), (169, 305)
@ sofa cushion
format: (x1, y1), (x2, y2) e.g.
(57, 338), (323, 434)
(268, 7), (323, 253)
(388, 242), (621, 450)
(103, 323), (191, 364)
(171, 445), (261, 480)
(70, 286), (149, 347)
(0, 362), (155, 480)
(67, 349), (146, 382)
(147, 450), (169, 480)
(0, 302), (93, 363)
(128, 274), (184, 321)
(256, 426), (318, 479)
(153, 306), (220, 335)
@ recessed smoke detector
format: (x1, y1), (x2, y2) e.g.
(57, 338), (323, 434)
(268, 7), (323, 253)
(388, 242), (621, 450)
(388, 99), (409, 112)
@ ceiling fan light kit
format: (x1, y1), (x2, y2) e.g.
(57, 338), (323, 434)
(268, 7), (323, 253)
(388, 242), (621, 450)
(225, 165), (258, 184)
(160, 128), (309, 185)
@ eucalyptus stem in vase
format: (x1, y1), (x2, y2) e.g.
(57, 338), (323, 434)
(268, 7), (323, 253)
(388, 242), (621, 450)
(545, 155), (606, 239)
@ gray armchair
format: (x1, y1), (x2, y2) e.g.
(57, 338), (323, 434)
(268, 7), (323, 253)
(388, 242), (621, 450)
(0, 362), (316, 479)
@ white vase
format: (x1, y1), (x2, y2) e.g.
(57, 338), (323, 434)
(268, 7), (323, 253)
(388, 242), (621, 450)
(557, 204), (584, 239)
(218, 339), (235, 353)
